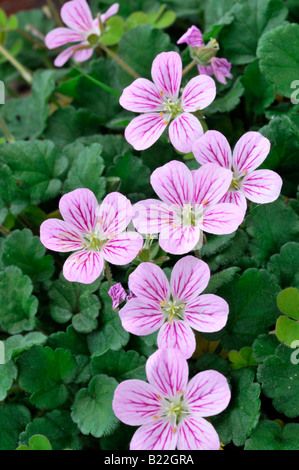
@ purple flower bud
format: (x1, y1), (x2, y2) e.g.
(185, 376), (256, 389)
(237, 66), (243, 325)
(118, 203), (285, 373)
(108, 283), (127, 310)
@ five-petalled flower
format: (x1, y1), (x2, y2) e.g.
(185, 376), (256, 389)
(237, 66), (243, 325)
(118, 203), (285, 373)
(45, 0), (119, 67)
(119, 256), (229, 358)
(113, 348), (231, 450)
(192, 130), (283, 213)
(40, 188), (143, 284)
(133, 160), (245, 255)
(119, 51), (216, 153)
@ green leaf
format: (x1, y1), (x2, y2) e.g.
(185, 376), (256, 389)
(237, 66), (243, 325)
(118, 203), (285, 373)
(91, 349), (146, 382)
(0, 266), (38, 334)
(0, 404), (31, 450)
(0, 70), (56, 140)
(44, 106), (101, 148)
(0, 163), (28, 224)
(17, 434), (52, 451)
(49, 274), (101, 334)
(211, 368), (261, 446)
(18, 410), (81, 450)
(203, 268), (280, 350)
(0, 140), (68, 205)
(201, 229), (248, 272)
(202, 267), (240, 295)
(106, 152), (151, 197)
(257, 23), (299, 98)
(71, 374), (119, 438)
(257, 343), (299, 417)
(47, 325), (89, 357)
(64, 143), (106, 201)
(241, 59), (275, 114)
(246, 197), (299, 265)
(267, 242), (299, 289)
(18, 346), (77, 409)
(100, 16), (125, 45)
(87, 282), (130, 356)
(228, 347), (258, 370)
(205, 77), (244, 115)
(277, 287), (299, 319)
(0, 360), (18, 400)
(276, 315), (299, 347)
(4, 332), (47, 362)
(245, 421), (299, 450)
(252, 334), (280, 363)
(1, 229), (54, 282)
(117, 25), (177, 86)
(220, 0), (288, 64)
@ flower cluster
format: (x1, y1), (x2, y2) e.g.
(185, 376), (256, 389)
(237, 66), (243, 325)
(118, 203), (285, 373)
(40, 1), (284, 451)
(177, 25), (232, 85)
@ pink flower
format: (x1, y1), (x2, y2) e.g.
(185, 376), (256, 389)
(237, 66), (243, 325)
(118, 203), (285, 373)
(133, 160), (245, 255)
(45, 0), (119, 67)
(40, 188), (143, 284)
(198, 57), (232, 85)
(192, 130), (283, 213)
(177, 25), (232, 85)
(108, 283), (128, 309)
(119, 51), (216, 153)
(112, 348), (231, 450)
(177, 25), (205, 47)
(119, 256), (229, 359)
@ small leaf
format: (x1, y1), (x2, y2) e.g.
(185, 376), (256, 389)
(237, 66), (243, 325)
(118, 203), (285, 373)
(17, 434), (52, 451)
(277, 287), (299, 319)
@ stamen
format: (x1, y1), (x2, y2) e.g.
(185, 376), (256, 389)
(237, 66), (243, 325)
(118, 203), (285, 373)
(157, 394), (162, 399)
(172, 428), (177, 433)
(202, 199), (208, 205)
(159, 90), (164, 96)
(244, 169), (247, 175)
(159, 112), (163, 117)
(163, 120), (169, 125)
(177, 390), (184, 394)
(160, 301), (167, 307)
(153, 415), (159, 419)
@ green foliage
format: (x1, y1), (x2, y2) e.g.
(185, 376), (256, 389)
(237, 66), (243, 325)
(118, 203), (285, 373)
(0, 0), (298, 452)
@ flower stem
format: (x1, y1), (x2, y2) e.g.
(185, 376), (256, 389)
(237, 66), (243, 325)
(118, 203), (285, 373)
(104, 261), (113, 285)
(0, 117), (15, 143)
(0, 225), (10, 236)
(97, 43), (140, 79)
(0, 44), (33, 84)
(182, 58), (197, 77)
(72, 65), (121, 98)
(46, 0), (63, 26)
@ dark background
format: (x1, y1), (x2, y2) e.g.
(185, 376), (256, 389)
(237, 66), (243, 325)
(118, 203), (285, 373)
(0, 0), (61, 14)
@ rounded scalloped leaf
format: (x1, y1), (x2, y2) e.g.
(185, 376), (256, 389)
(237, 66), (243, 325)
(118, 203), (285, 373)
(17, 434), (52, 451)
(277, 287), (299, 320)
(276, 315), (299, 347)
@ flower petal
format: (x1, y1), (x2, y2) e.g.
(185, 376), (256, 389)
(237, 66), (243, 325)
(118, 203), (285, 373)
(210, 57), (232, 85)
(112, 379), (161, 426)
(59, 188), (99, 234)
(73, 45), (94, 62)
(98, 192), (133, 236)
(119, 297), (164, 336)
(146, 349), (189, 397)
(241, 169), (282, 204)
(151, 160), (194, 206)
(54, 45), (80, 67)
(63, 250), (104, 284)
(200, 202), (244, 235)
(181, 75), (216, 112)
(45, 27), (85, 49)
(157, 321), (196, 359)
(184, 294), (229, 333)
(219, 190), (247, 214)
(101, 2), (119, 23)
(151, 51), (182, 100)
(108, 283), (127, 310)
(168, 112), (204, 154)
(130, 420), (178, 450)
(102, 232), (143, 266)
(119, 78), (163, 113)
(61, 0), (94, 33)
(232, 131), (271, 174)
(170, 256), (210, 302)
(192, 130), (232, 169)
(192, 163), (233, 207)
(124, 113), (168, 151)
(185, 369), (231, 417)
(40, 218), (84, 252)
(128, 261), (170, 302)
(177, 417), (220, 450)
(132, 199), (176, 234)
(177, 25), (204, 47)
(159, 225), (200, 255)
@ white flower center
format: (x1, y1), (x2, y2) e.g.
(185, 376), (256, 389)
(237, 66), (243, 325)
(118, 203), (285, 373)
(154, 392), (190, 430)
(160, 298), (186, 323)
(82, 221), (114, 252)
